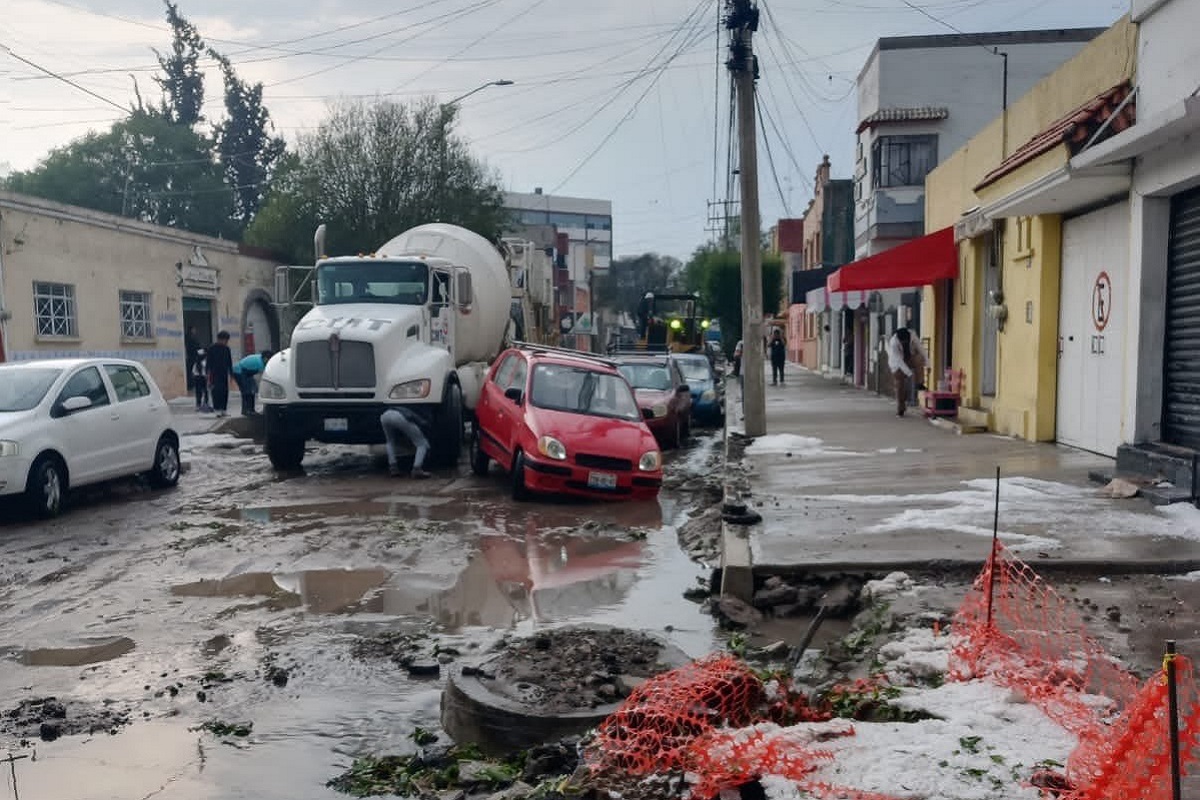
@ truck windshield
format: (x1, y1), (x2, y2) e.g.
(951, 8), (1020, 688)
(316, 261), (429, 306)
(530, 365), (640, 421)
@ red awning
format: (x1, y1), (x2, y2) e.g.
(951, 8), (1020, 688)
(827, 226), (957, 292)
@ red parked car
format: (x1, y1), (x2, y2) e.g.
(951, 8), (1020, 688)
(613, 353), (693, 448)
(472, 345), (664, 501)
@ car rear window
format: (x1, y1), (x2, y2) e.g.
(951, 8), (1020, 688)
(618, 363), (672, 391)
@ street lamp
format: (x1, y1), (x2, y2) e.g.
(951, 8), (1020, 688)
(438, 80), (514, 219)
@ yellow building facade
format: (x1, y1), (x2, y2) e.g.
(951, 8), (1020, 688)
(921, 17), (1137, 447)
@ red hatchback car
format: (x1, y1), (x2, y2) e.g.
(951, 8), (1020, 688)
(471, 346), (664, 501)
(613, 353), (693, 449)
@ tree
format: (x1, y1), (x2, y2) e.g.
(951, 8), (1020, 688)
(5, 111), (233, 238)
(210, 51), (286, 228)
(594, 253), (683, 318)
(246, 98), (506, 262)
(684, 245), (783, 354)
(154, 0), (207, 126)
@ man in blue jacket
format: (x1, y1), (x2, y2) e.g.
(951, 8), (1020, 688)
(233, 350), (274, 417)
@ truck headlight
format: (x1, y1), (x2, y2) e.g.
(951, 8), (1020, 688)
(537, 435), (567, 461)
(259, 379), (286, 400)
(0, 441), (19, 458)
(651, 403), (668, 418)
(638, 451), (661, 472)
(390, 379), (431, 400)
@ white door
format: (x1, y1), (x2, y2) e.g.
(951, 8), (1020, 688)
(103, 363), (162, 471)
(51, 366), (121, 484)
(1056, 201), (1129, 456)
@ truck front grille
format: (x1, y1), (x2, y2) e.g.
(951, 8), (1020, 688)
(295, 338), (376, 389)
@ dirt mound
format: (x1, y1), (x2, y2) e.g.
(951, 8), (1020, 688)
(488, 628), (670, 713)
(1, 697), (130, 742)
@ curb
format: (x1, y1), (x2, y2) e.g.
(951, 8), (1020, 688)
(718, 375), (755, 603)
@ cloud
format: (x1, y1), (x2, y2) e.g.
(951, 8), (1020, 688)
(3, 0), (1126, 261)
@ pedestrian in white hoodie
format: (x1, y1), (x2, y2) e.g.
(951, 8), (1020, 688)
(887, 327), (927, 417)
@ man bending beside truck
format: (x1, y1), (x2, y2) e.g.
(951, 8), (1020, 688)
(380, 408), (433, 479)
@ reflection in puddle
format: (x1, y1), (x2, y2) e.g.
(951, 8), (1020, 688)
(362, 533), (648, 628)
(17, 636), (136, 667)
(172, 568), (390, 614)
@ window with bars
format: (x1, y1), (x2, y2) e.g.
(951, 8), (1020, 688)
(33, 282), (78, 338)
(119, 291), (153, 339)
(871, 135), (938, 189)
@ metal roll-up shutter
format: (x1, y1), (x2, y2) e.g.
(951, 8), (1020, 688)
(1163, 189), (1200, 449)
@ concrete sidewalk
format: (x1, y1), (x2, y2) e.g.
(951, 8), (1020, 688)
(721, 361), (1200, 584)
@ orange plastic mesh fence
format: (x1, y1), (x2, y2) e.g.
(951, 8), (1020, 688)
(585, 653), (766, 777)
(585, 653), (903, 800)
(1063, 654), (1200, 800)
(950, 541), (1200, 796)
(686, 725), (834, 799)
(949, 540), (1140, 739)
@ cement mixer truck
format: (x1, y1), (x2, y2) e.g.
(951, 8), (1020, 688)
(259, 223), (513, 471)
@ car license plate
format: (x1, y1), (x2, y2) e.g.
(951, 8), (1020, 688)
(324, 418), (349, 432)
(588, 472), (617, 490)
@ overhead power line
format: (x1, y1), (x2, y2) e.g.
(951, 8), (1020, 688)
(548, 0), (716, 191)
(0, 42), (128, 113)
(755, 93), (792, 216)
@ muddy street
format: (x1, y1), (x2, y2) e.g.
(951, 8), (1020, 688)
(0, 426), (724, 799)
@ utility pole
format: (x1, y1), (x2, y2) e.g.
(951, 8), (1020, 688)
(727, 0), (765, 437)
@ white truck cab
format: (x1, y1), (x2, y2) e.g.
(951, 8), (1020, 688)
(260, 224), (511, 471)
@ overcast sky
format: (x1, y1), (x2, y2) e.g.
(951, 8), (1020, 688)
(2, 0), (1128, 260)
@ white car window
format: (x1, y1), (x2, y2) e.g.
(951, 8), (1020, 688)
(56, 366), (111, 409)
(104, 364), (151, 403)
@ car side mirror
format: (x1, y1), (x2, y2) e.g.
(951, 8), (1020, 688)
(504, 387), (523, 405)
(642, 407), (654, 420)
(60, 395), (92, 414)
(677, 384), (691, 394)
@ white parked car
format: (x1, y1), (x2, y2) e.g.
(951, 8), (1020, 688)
(0, 358), (181, 518)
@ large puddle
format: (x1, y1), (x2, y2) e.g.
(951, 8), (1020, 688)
(170, 498), (712, 653)
(13, 636), (136, 667)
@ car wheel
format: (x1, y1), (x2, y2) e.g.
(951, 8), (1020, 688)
(471, 430), (490, 477)
(26, 456), (66, 519)
(668, 415), (682, 449)
(148, 435), (181, 488)
(433, 383), (464, 468)
(511, 450), (532, 502)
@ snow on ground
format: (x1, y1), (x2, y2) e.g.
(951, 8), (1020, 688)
(752, 618), (1077, 800)
(797, 476), (1199, 551)
(745, 434), (866, 458)
(179, 432), (241, 452)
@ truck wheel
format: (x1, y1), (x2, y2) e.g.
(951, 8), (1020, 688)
(470, 430), (490, 477)
(266, 432), (305, 471)
(432, 383), (464, 467)
(511, 450), (532, 502)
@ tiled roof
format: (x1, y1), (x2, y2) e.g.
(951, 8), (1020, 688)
(975, 80), (1136, 191)
(856, 107), (949, 133)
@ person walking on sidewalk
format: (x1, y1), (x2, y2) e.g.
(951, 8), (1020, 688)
(380, 407), (433, 479)
(233, 350), (274, 416)
(206, 331), (234, 417)
(887, 327), (927, 417)
(769, 329), (787, 386)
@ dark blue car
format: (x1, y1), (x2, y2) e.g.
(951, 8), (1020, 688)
(672, 353), (724, 425)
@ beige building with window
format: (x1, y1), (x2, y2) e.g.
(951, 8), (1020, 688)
(0, 191), (281, 398)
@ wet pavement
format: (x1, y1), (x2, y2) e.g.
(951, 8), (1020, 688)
(725, 362), (1200, 678)
(0, 415), (723, 799)
(728, 363), (1200, 570)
